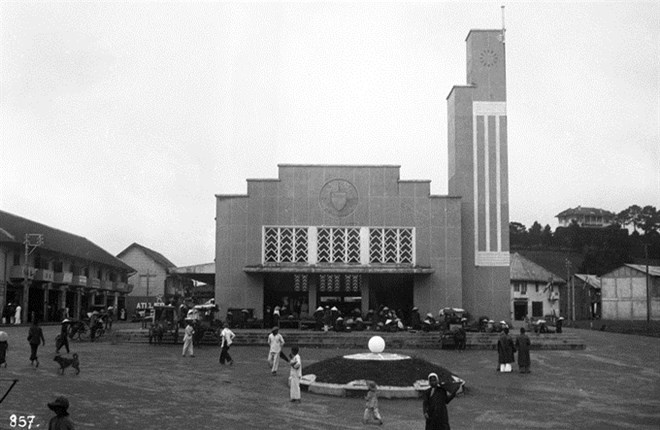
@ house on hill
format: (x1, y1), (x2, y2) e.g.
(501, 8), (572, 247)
(510, 252), (565, 321)
(555, 206), (615, 228)
(601, 264), (660, 320)
(117, 243), (192, 317)
(0, 210), (135, 323)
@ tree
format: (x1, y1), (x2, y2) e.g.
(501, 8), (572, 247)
(617, 205), (643, 232)
(639, 206), (660, 235)
(528, 221), (543, 247)
(509, 222), (528, 248)
(541, 224), (553, 247)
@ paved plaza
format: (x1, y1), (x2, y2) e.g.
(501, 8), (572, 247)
(0, 323), (658, 430)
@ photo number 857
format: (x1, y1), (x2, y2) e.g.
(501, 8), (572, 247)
(9, 415), (36, 429)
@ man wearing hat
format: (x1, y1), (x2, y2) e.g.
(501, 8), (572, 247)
(47, 396), (74, 429)
(267, 327), (285, 374)
(422, 373), (456, 430)
(56, 318), (71, 354)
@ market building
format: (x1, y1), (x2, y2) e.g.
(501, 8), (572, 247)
(215, 29), (511, 321)
(0, 210), (135, 323)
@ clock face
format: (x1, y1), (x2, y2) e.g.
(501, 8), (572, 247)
(479, 49), (499, 68)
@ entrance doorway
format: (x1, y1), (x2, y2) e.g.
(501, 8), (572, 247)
(263, 274), (310, 319)
(368, 274), (413, 321)
(514, 300), (528, 320)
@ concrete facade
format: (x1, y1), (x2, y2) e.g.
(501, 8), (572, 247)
(215, 29), (511, 322)
(447, 30), (510, 320)
(216, 165), (462, 320)
(601, 264), (660, 320)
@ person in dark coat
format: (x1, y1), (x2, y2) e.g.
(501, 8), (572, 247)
(422, 372), (456, 430)
(497, 327), (516, 372)
(27, 319), (45, 367)
(515, 327), (531, 373)
(556, 317), (563, 334)
(410, 307), (422, 330)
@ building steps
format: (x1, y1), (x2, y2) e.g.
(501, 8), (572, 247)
(111, 329), (586, 350)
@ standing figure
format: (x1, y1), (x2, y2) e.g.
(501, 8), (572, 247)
(56, 319), (71, 354)
(289, 346), (302, 402)
(272, 307), (281, 328)
(0, 332), (8, 368)
(288, 346), (302, 402)
(14, 304), (21, 325)
(267, 327), (285, 375)
(497, 327), (516, 372)
(516, 327), (531, 373)
(47, 396), (75, 430)
(453, 327), (467, 352)
(219, 323), (235, 365)
(182, 319), (195, 358)
(363, 380), (383, 425)
(27, 319), (45, 367)
(422, 373), (456, 430)
(556, 316), (564, 334)
(106, 306), (114, 330)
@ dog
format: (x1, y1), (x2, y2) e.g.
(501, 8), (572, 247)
(53, 353), (80, 375)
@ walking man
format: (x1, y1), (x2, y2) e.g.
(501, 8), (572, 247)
(182, 319), (195, 358)
(219, 322), (235, 365)
(267, 327), (285, 375)
(497, 327), (516, 372)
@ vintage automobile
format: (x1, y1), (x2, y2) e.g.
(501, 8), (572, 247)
(149, 303), (180, 344)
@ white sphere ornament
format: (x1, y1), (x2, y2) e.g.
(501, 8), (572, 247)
(368, 336), (385, 353)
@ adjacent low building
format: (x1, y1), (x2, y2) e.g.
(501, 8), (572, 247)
(601, 264), (660, 320)
(0, 210), (135, 323)
(117, 243), (193, 318)
(510, 252), (565, 321)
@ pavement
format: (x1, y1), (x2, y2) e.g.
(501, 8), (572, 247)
(0, 322), (658, 430)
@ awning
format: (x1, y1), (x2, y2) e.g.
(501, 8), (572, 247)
(243, 264), (434, 275)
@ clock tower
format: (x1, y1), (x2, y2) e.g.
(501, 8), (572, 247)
(447, 30), (510, 320)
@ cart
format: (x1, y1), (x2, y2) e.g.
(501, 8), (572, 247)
(191, 303), (222, 345)
(149, 304), (180, 344)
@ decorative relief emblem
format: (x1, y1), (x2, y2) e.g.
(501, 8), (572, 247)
(319, 179), (358, 217)
(479, 49), (499, 68)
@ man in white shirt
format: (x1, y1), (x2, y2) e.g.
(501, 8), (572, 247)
(182, 319), (195, 358)
(219, 322), (235, 365)
(267, 327), (285, 375)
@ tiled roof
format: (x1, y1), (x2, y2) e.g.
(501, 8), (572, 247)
(555, 206), (615, 218)
(117, 243), (176, 269)
(510, 252), (565, 283)
(0, 210), (135, 272)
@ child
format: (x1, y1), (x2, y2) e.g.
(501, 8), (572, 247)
(363, 380), (383, 425)
(47, 396), (75, 430)
(0, 331), (8, 368)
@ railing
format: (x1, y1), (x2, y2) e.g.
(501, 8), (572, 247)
(53, 271), (73, 284)
(34, 269), (54, 282)
(71, 275), (87, 287)
(86, 278), (101, 289)
(9, 265), (36, 280)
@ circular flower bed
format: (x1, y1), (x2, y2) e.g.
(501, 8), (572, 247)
(304, 355), (460, 387)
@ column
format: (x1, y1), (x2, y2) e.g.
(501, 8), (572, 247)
(43, 284), (50, 322)
(361, 275), (370, 317)
(74, 289), (82, 320)
(308, 276), (317, 311)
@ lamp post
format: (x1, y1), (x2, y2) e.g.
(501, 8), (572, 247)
(644, 243), (651, 323)
(565, 258), (573, 322)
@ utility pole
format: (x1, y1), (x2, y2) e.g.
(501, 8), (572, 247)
(23, 234), (43, 324)
(644, 243), (651, 323)
(565, 258), (572, 321)
(140, 270), (157, 300)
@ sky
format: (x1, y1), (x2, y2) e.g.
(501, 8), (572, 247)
(1, 1), (658, 267)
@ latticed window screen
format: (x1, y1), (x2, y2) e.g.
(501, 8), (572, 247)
(293, 274), (309, 292)
(318, 227), (361, 263)
(369, 228), (414, 264)
(317, 274), (360, 293)
(263, 227), (309, 263)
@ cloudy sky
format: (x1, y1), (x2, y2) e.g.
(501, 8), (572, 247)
(1, 1), (658, 267)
